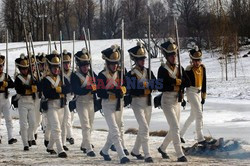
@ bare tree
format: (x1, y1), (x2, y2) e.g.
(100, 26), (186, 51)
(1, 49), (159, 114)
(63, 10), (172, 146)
(62, 0), (72, 40)
(102, 0), (121, 38)
(120, 0), (148, 38)
(229, 0), (250, 42)
(73, 0), (95, 39)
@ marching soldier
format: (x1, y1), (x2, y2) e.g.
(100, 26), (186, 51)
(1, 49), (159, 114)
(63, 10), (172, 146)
(0, 54), (17, 144)
(71, 48), (97, 157)
(61, 50), (74, 151)
(37, 53), (47, 77)
(97, 45), (130, 164)
(31, 55), (42, 142)
(41, 51), (70, 158)
(14, 54), (37, 150)
(180, 46), (208, 145)
(157, 38), (190, 162)
(126, 42), (155, 163)
(37, 53), (51, 147)
(110, 71), (129, 156)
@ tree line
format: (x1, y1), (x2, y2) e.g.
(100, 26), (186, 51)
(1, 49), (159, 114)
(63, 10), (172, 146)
(0, 0), (250, 50)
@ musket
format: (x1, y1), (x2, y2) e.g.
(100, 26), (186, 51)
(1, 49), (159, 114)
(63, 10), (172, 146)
(23, 24), (35, 81)
(147, 15), (152, 106)
(48, 34), (52, 54)
(82, 27), (89, 51)
(87, 28), (100, 100)
(174, 16), (183, 102)
(117, 19), (125, 111)
(5, 29), (9, 98)
(54, 41), (58, 51)
(5, 29), (8, 79)
(83, 28), (101, 112)
(59, 31), (65, 86)
(87, 29), (91, 58)
(72, 31), (75, 72)
(23, 24), (36, 99)
(29, 32), (41, 81)
(87, 29), (95, 80)
(87, 28), (96, 84)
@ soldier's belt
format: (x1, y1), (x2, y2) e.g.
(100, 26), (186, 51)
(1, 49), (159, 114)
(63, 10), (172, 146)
(0, 87), (6, 91)
(187, 86), (201, 93)
(132, 94), (149, 98)
(174, 85), (180, 92)
(21, 94), (33, 96)
(59, 94), (65, 98)
(109, 94), (116, 101)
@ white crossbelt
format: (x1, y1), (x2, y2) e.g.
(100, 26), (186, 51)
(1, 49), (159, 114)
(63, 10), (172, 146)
(64, 70), (72, 83)
(17, 74), (31, 85)
(132, 68), (147, 82)
(105, 71), (118, 89)
(0, 73), (5, 82)
(46, 75), (60, 88)
(163, 64), (178, 79)
(75, 71), (90, 88)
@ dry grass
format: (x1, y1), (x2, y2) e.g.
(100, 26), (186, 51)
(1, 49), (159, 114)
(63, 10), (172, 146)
(125, 128), (138, 135)
(149, 130), (168, 137)
(96, 129), (108, 132)
(125, 128), (168, 137)
(73, 126), (82, 129)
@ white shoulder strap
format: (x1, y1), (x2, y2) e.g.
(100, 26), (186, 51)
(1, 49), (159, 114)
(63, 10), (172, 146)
(64, 70), (72, 83)
(46, 75), (60, 87)
(0, 73), (5, 82)
(75, 71), (90, 88)
(17, 74), (31, 85)
(132, 68), (147, 80)
(163, 64), (178, 79)
(105, 71), (118, 89)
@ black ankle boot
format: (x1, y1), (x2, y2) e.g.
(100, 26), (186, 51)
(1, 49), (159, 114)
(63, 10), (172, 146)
(177, 156), (187, 162)
(120, 157), (130, 164)
(157, 147), (169, 159)
(100, 150), (111, 161)
(131, 152), (144, 160)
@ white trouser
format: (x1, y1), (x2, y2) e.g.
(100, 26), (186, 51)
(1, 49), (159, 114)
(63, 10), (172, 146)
(34, 95), (42, 135)
(43, 113), (51, 141)
(131, 96), (152, 158)
(18, 96), (36, 147)
(114, 106), (126, 149)
(76, 95), (95, 153)
(101, 99), (126, 160)
(0, 93), (13, 140)
(160, 92), (184, 158)
(46, 99), (65, 153)
(180, 86), (205, 142)
(62, 95), (74, 145)
(67, 111), (74, 139)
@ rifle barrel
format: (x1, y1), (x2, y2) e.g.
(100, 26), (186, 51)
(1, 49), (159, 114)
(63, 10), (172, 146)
(82, 27), (89, 52)
(29, 33), (41, 81)
(87, 29), (91, 55)
(174, 16), (182, 77)
(60, 31), (64, 85)
(174, 16), (183, 103)
(48, 34), (52, 54)
(121, 19), (124, 82)
(147, 15), (152, 106)
(72, 31), (75, 72)
(6, 29), (8, 78)
(23, 24), (35, 81)
(119, 19), (125, 111)
(148, 15), (151, 80)
(87, 28), (96, 84)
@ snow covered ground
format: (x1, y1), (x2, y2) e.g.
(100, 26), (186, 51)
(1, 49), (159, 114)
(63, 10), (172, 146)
(0, 39), (250, 165)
